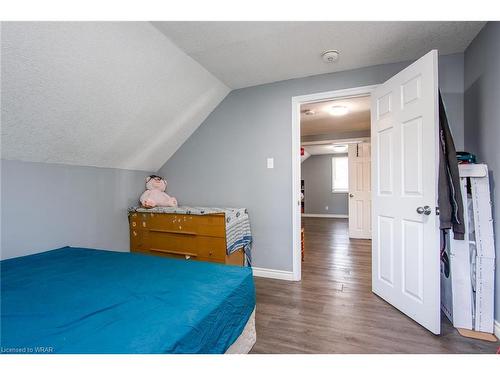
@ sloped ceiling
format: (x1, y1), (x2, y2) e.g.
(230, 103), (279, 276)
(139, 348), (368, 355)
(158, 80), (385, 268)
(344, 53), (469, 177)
(1, 22), (230, 171)
(153, 21), (485, 89)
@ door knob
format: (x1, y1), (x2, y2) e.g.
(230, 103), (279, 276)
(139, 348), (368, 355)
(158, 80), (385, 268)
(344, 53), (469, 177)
(349, 194), (354, 198)
(416, 206), (431, 215)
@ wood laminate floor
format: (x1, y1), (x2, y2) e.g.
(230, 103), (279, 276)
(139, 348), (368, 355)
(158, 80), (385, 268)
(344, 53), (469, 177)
(250, 217), (499, 354)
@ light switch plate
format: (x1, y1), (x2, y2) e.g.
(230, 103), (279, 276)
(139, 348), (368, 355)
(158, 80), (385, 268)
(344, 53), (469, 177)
(267, 158), (274, 169)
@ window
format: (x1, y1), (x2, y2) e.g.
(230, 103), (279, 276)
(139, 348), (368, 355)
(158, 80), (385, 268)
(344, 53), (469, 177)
(332, 156), (348, 192)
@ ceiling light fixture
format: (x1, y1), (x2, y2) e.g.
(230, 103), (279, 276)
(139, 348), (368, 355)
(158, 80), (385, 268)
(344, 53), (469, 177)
(321, 50), (340, 63)
(304, 109), (316, 116)
(329, 105), (349, 116)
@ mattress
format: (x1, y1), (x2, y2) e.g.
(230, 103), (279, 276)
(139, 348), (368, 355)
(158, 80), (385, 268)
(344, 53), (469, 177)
(225, 308), (256, 354)
(0, 247), (256, 354)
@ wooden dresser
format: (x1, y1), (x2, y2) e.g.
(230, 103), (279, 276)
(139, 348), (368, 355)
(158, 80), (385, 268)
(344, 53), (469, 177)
(129, 211), (244, 266)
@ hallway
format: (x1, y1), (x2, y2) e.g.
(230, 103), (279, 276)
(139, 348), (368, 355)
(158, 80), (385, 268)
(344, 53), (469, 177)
(250, 217), (498, 353)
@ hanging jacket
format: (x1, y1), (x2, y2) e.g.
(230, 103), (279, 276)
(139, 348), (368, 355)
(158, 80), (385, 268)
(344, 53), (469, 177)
(438, 92), (465, 240)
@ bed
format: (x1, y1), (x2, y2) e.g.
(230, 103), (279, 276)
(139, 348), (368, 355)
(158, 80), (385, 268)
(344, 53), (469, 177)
(0, 247), (256, 354)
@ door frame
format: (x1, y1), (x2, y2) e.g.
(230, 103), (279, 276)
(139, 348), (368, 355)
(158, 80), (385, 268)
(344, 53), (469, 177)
(291, 85), (378, 281)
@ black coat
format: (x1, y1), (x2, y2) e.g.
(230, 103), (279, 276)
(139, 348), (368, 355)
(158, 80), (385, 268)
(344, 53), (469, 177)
(438, 92), (465, 240)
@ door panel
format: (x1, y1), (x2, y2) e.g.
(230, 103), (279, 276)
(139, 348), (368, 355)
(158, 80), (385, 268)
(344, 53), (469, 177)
(378, 215), (394, 286)
(402, 219), (424, 302)
(402, 75), (422, 105)
(371, 50), (440, 334)
(378, 129), (393, 195)
(356, 162), (363, 191)
(355, 200), (363, 229)
(402, 117), (423, 196)
(377, 92), (392, 118)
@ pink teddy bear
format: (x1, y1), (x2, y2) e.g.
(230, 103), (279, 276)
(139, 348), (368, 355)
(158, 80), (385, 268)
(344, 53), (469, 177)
(140, 175), (178, 209)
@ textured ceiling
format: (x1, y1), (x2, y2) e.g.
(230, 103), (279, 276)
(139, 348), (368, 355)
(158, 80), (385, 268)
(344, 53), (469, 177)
(301, 96), (370, 136)
(153, 21), (485, 89)
(1, 22), (229, 171)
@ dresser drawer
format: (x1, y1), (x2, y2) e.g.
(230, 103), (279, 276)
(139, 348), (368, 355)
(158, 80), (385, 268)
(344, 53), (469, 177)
(133, 247), (192, 261)
(148, 231), (226, 260)
(145, 213), (225, 238)
(196, 238), (226, 260)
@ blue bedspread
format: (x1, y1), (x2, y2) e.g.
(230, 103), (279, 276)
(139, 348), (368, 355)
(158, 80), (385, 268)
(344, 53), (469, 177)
(0, 247), (255, 354)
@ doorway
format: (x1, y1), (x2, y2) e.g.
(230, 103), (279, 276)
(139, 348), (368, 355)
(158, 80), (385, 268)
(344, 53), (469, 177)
(300, 96), (372, 240)
(291, 85), (377, 282)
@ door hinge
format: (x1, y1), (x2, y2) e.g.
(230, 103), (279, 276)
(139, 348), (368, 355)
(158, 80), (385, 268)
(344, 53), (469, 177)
(435, 207), (440, 215)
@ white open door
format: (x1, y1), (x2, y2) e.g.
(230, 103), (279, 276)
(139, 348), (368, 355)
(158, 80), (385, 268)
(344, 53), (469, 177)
(371, 50), (441, 334)
(348, 142), (372, 239)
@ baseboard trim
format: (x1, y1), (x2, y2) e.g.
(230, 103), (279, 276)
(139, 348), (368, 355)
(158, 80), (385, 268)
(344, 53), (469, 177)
(495, 320), (500, 339)
(252, 267), (294, 281)
(301, 214), (348, 218)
